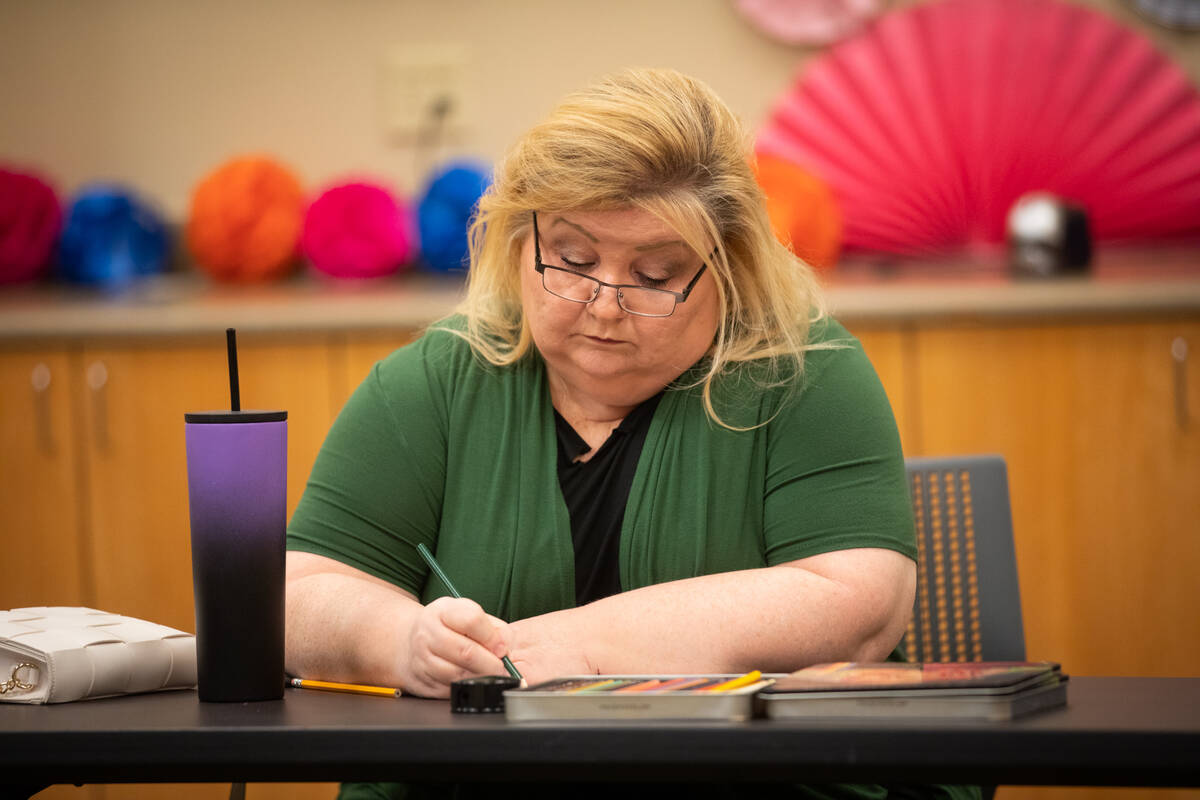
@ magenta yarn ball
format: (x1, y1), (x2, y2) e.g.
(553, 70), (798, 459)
(0, 168), (62, 284)
(301, 182), (414, 279)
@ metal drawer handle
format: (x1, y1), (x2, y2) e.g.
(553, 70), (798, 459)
(1172, 337), (1189, 430)
(87, 361), (110, 451)
(32, 363), (54, 454)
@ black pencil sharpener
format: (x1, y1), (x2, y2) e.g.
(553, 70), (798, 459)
(450, 675), (521, 713)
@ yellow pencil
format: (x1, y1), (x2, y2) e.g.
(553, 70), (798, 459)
(701, 670), (763, 692)
(287, 677), (402, 698)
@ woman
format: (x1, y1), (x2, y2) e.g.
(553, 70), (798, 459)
(286, 68), (973, 800)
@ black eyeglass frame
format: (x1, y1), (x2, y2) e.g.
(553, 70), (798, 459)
(532, 211), (712, 318)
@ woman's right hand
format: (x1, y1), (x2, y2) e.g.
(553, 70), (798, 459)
(401, 596), (514, 698)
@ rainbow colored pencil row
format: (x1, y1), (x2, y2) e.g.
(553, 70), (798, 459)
(557, 671), (764, 695)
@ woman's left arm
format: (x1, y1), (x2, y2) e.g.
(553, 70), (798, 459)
(508, 546), (914, 682)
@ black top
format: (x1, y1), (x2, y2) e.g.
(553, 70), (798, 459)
(554, 392), (663, 606)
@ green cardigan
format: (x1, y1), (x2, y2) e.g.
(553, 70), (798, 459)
(288, 316), (916, 618)
(287, 316), (978, 800)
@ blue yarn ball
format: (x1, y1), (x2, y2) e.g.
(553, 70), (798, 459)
(416, 162), (490, 273)
(58, 186), (169, 287)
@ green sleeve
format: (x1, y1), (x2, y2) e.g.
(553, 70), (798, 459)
(286, 335), (451, 596)
(762, 321), (917, 566)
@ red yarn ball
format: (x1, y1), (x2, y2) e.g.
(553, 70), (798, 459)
(301, 182), (415, 279)
(0, 168), (62, 284)
(186, 156), (305, 282)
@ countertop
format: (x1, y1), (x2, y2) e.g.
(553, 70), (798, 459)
(2, 248), (1197, 340)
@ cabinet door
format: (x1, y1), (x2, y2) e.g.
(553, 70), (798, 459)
(79, 335), (336, 633)
(0, 347), (89, 609)
(914, 319), (1200, 678)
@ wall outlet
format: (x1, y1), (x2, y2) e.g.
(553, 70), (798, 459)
(378, 43), (469, 142)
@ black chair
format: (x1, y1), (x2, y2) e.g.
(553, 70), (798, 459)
(903, 455), (1026, 663)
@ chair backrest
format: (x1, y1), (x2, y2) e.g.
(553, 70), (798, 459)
(903, 455), (1026, 663)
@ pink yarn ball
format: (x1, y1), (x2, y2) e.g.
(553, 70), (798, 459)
(0, 168), (62, 284)
(301, 182), (414, 279)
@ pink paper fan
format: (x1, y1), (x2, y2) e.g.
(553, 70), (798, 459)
(734, 0), (884, 46)
(756, 0), (1200, 255)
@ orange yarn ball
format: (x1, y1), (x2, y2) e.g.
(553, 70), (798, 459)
(186, 156), (305, 281)
(754, 154), (843, 269)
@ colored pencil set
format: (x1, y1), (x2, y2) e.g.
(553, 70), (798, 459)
(547, 670), (765, 695)
(504, 671), (772, 721)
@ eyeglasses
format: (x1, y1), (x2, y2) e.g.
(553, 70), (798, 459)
(532, 211), (711, 318)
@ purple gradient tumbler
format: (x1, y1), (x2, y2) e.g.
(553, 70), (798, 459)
(184, 328), (286, 702)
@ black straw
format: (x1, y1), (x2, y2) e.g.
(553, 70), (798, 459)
(226, 328), (241, 412)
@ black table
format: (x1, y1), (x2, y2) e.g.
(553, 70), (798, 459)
(1, 677), (1197, 792)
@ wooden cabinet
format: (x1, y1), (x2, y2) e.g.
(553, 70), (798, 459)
(2, 335), (343, 632)
(79, 334), (338, 632)
(0, 346), (89, 610)
(2, 335), (342, 800)
(853, 316), (1200, 800)
(1, 331), (414, 626)
(3, 309), (1197, 800)
(910, 318), (1200, 679)
(8, 319), (1197, 676)
(854, 316), (1200, 680)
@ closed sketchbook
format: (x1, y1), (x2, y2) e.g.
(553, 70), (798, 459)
(759, 661), (1067, 721)
(504, 674), (774, 722)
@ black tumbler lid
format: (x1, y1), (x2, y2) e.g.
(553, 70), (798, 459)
(185, 410), (287, 423)
(450, 675), (520, 713)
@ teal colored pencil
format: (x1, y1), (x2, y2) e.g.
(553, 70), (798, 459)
(416, 543), (525, 683)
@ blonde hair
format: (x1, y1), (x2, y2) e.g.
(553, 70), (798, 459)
(445, 67), (829, 428)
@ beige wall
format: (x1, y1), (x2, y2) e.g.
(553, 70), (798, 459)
(1, 0), (1197, 221)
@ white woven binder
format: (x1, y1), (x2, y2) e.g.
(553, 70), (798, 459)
(0, 606), (197, 704)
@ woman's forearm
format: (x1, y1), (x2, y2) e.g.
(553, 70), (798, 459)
(285, 552), (516, 697)
(285, 570), (419, 686)
(509, 548), (913, 680)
